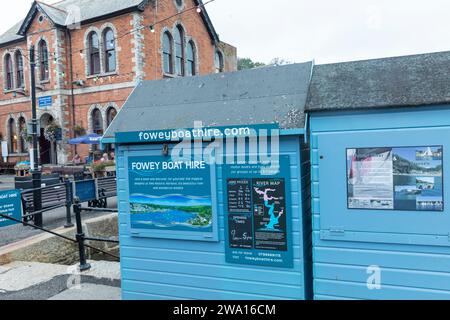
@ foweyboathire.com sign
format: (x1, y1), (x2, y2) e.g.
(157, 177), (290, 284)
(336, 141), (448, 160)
(115, 124), (279, 144)
(0, 190), (23, 228)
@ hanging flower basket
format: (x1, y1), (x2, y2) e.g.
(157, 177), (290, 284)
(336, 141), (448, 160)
(20, 127), (33, 144)
(74, 125), (86, 137)
(44, 122), (61, 142)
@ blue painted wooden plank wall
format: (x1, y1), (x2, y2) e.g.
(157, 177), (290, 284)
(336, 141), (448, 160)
(116, 135), (311, 300)
(310, 105), (450, 300)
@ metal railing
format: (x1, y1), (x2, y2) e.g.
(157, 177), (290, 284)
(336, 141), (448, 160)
(0, 197), (119, 272)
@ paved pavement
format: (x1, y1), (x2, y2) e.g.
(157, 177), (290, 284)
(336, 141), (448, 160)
(0, 174), (117, 247)
(0, 261), (121, 300)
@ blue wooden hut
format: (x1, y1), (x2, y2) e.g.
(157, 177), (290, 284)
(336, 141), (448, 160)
(103, 63), (314, 300)
(306, 52), (450, 300)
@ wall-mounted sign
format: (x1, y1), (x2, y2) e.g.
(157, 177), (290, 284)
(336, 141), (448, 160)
(224, 156), (293, 268)
(127, 155), (218, 241)
(0, 190), (23, 228)
(115, 124), (279, 144)
(347, 146), (444, 211)
(38, 96), (53, 109)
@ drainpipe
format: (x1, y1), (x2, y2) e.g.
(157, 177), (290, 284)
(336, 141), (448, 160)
(67, 29), (77, 155)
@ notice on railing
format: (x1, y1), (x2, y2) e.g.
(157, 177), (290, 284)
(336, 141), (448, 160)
(0, 190), (22, 228)
(347, 146), (444, 211)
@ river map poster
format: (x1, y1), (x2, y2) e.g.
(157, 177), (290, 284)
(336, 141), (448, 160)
(224, 156), (293, 268)
(128, 155), (215, 238)
(347, 146), (443, 212)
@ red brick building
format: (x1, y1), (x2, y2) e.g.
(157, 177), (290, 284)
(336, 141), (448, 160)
(0, 0), (236, 165)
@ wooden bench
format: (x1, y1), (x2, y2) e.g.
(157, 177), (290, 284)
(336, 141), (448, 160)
(93, 177), (117, 208)
(21, 183), (70, 223)
(0, 162), (16, 174)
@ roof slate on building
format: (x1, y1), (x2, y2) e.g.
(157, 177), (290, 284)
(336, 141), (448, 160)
(103, 62), (313, 140)
(1, 0), (218, 46)
(306, 51), (450, 112)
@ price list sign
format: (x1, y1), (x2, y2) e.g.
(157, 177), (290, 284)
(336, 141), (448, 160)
(223, 156), (293, 268)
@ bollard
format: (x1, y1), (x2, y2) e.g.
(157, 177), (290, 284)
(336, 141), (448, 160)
(74, 198), (91, 272)
(64, 179), (74, 228)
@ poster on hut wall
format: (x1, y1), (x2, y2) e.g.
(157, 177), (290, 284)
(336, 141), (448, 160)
(128, 156), (214, 233)
(224, 156), (293, 268)
(347, 146), (444, 212)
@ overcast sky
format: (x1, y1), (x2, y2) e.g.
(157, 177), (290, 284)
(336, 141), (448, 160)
(2, 0), (450, 64)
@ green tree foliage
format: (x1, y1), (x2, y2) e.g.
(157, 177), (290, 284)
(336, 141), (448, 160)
(237, 57), (266, 70)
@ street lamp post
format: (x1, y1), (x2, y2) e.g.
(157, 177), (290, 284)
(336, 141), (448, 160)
(29, 45), (43, 227)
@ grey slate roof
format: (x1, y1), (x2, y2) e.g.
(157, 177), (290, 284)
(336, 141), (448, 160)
(306, 51), (450, 112)
(0, 21), (25, 45)
(1, 0), (218, 46)
(103, 62), (313, 140)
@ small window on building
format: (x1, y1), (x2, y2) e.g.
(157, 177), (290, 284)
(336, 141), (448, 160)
(103, 28), (116, 73)
(4, 54), (13, 90)
(187, 41), (196, 76)
(18, 117), (26, 153)
(92, 108), (103, 135)
(163, 31), (174, 75)
(174, 26), (185, 76)
(106, 107), (117, 127)
(215, 50), (224, 73)
(88, 32), (101, 75)
(15, 51), (24, 88)
(8, 118), (17, 154)
(174, 0), (184, 10)
(39, 40), (49, 81)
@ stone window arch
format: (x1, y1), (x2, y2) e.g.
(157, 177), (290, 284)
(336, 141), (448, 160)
(4, 53), (13, 90)
(91, 108), (104, 135)
(106, 106), (117, 128)
(7, 118), (17, 154)
(88, 31), (101, 75)
(15, 50), (24, 88)
(214, 49), (224, 73)
(102, 27), (116, 73)
(174, 25), (185, 76)
(38, 39), (50, 81)
(162, 30), (174, 75)
(186, 40), (197, 76)
(18, 116), (27, 153)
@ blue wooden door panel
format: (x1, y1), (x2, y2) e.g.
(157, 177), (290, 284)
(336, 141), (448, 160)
(314, 279), (450, 300)
(315, 263), (450, 291)
(318, 126), (450, 239)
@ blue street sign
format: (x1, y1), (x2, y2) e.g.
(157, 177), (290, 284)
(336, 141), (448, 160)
(38, 96), (52, 109)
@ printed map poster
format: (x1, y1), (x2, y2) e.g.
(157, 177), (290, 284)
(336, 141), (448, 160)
(224, 156), (293, 268)
(347, 146), (443, 212)
(128, 155), (215, 238)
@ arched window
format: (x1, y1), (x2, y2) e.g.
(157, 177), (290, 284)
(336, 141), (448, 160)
(215, 50), (224, 73)
(15, 51), (24, 88)
(8, 118), (17, 154)
(88, 32), (100, 75)
(103, 28), (116, 73)
(5, 54), (13, 90)
(92, 108), (103, 135)
(174, 26), (185, 76)
(18, 117), (26, 153)
(39, 40), (49, 81)
(162, 31), (173, 74)
(187, 41), (196, 76)
(106, 107), (117, 127)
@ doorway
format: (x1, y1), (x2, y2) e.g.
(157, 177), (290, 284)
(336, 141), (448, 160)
(39, 113), (57, 165)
